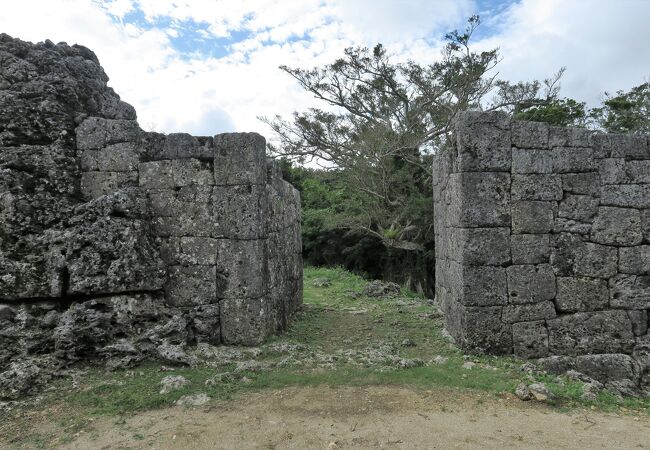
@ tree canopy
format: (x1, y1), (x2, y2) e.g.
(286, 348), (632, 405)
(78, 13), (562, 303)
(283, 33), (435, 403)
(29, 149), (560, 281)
(262, 16), (553, 253)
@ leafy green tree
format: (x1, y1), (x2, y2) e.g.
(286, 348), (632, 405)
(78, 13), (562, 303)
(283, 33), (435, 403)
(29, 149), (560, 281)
(262, 16), (549, 253)
(590, 82), (650, 133)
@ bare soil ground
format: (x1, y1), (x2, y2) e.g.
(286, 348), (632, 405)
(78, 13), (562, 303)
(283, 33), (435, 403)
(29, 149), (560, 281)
(62, 385), (649, 450)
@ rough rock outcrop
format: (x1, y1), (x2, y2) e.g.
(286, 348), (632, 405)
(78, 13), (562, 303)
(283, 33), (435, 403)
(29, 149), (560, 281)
(434, 111), (650, 393)
(0, 34), (302, 398)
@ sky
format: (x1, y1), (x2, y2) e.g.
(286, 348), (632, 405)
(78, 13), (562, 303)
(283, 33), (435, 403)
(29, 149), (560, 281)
(1, 0), (649, 137)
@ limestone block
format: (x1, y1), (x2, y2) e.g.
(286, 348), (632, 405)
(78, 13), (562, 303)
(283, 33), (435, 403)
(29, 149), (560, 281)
(79, 150), (99, 171)
(147, 189), (176, 217)
(216, 239), (268, 299)
(619, 245), (650, 274)
(561, 173), (600, 196)
(575, 354), (640, 383)
(601, 184), (650, 208)
(511, 234), (550, 264)
(76, 117), (107, 150)
(190, 304), (221, 344)
(76, 118), (140, 150)
(138, 161), (174, 189)
(214, 133), (266, 185)
(591, 206), (642, 246)
(150, 216), (172, 237)
(453, 111), (512, 172)
(552, 147), (594, 173)
(512, 148), (554, 174)
(447, 172), (511, 227)
(80, 171), (138, 200)
(625, 160), (650, 184)
(171, 159), (214, 186)
(591, 132), (612, 158)
(557, 194), (599, 222)
(555, 277), (609, 312)
(511, 120), (548, 149)
(176, 185), (213, 204)
(598, 158), (626, 184)
(548, 126), (592, 149)
(502, 301), (556, 323)
(220, 297), (273, 345)
(179, 236), (218, 265)
(452, 227), (511, 266)
(65, 213), (164, 295)
(95, 142), (139, 172)
(550, 234), (618, 278)
(642, 209), (650, 243)
(448, 261), (508, 306)
(104, 119), (140, 145)
(609, 274), (650, 309)
(610, 133), (649, 159)
(547, 311), (635, 355)
(627, 310), (648, 336)
(506, 264), (556, 304)
(164, 265), (217, 307)
(167, 203), (213, 237)
(512, 201), (554, 234)
(212, 184), (267, 239)
(164, 133), (211, 160)
(511, 174), (562, 201)
(537, 356), (577, 375)
(460, 305), (512, 354)
(158, 237), (181, 265)
(634, 336), (650, 385)
(552, 218), (592, 235)
(512, 320), (549, 359)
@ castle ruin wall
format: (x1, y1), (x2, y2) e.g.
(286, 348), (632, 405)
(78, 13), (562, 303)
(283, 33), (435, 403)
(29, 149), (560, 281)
(434, 111), (650, 390)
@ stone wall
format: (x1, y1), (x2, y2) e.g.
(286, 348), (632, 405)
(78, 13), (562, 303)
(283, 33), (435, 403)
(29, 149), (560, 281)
(0, 34), (301, 394)
(74, 121), (302, 345)
(434, 111), (650, 390)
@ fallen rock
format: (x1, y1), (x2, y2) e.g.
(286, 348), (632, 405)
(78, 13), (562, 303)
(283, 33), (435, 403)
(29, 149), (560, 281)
(398, 358), (424, 368)
(363, 280), (400, 297)
(176, 393), (210, 407)
(205, 372), (240, 385)
(581, 382), (602, 402)
(312, 278), (332, 287)
(462, 361), (476, 370)
(156, 342), (199, 367)
(234, 360), (273, 373)
(528, 382), (554, 401)
(401, 339), (416, 347)
(0, 305), (16, 322)
(430, 355), (449, 365)
(160, 375), (189, 394)
(515, 383), (533, 401)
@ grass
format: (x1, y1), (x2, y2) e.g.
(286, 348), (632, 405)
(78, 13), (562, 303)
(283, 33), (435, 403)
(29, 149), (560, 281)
(2, 265), (649, 447)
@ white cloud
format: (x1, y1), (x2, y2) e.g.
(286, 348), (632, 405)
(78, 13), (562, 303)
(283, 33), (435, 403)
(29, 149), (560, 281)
(478, 0), (650, 106)
(1, 0), (648, 139)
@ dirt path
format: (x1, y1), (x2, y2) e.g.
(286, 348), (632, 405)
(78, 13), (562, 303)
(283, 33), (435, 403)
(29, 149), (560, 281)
(62, 386), (649, 450)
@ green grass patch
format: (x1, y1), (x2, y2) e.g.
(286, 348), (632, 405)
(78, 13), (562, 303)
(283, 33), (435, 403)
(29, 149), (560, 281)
(3, 265), (649, 448)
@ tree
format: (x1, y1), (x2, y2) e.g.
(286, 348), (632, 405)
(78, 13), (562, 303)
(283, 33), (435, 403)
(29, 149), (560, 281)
(589, 82), (650, 133)
(262, 16), (553, 253)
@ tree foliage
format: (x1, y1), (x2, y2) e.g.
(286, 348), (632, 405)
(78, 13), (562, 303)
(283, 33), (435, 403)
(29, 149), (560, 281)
(590, 82), (650, 133)
(262, 16), (549, 253)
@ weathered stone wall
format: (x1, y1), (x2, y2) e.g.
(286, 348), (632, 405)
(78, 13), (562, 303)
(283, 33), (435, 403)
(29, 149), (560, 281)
(434, 111), (650, 390)
(74, 121), (302, 346)
(0, 34), (301, 393)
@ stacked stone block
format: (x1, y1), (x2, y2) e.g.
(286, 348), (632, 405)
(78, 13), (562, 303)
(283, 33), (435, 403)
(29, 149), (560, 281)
(434, 111), (650, 388)
(75, 120), (302, 346)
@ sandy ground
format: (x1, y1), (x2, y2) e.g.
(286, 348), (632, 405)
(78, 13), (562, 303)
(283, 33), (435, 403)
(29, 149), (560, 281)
(60, 385), (650, 450)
